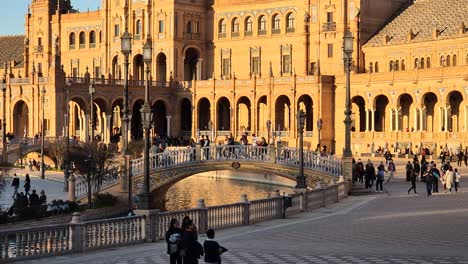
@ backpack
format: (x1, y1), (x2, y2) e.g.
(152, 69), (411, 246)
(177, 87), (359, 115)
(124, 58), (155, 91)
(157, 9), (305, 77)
(169, 233), (181, 254)
(377, 170), (384, 180)
(433, 171), (440, 180)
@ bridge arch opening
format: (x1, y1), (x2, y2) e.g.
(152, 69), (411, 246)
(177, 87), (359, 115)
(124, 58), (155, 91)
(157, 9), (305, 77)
(237, 97), (251, 132)
(152, 100), (167, 137)
(297, 95), (313, 132)
(217, 97), (231, 131)
(275, 95), (291, 132)
(180, 98), (192, 135)
(197, 98), (211, 131)
(13, 100), (29, 139)
(351, 96), (366, 132)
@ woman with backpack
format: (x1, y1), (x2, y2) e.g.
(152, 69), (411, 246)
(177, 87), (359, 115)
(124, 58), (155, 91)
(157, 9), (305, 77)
(376, 162), (387, 193)
(166, 218), (183, 264)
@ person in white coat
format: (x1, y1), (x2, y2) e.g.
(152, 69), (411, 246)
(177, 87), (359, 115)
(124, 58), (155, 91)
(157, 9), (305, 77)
(445, 166), (455, 193)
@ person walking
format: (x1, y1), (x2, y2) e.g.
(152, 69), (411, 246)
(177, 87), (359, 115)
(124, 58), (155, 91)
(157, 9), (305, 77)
(413, 160), (421, 181)
(445, 166), (455, 193)
(454, 168), (461, 192)
(387, 159), (396, 183)
(376, 162), (386, 193)
(425, 169), (434, 196)
(181, 219), (203, 264)
(405, 161), (413, 182)
(408, 168), (417, 194)
(24, 174), (31, 196)
(166, 218), (183, 264)
(431, 164), (440, 193)
(203, 229), (228, 264)
(11, 174), (20, 199)
(364, 160), (374, 189)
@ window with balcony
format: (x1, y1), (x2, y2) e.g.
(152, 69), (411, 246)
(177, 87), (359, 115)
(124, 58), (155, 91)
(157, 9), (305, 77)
(453, 54), (457, 66)
(420, 58), (425, 69)
(136, 20), (142, 35)
(282, 54), (291, 74)
(79, 32), (86, 49)
(232, 18), (240, 37)
(193, 21), (200, 34)
(258, 15), (267, 35)
(389, 60), (394, 71)
(395, 60), (399, 71)
(446, 55), (451, 66)
(69, 33), (76, 50)
(89, 31), (96, 48)
(222, 58), (231, 78)
(286, 13), (295, 33)
(219, 19), (226, 38)
(272, 14), (280, 34)
(323, 12), (336, 32)
(369, 62), (373, 73)
(245, 17), (253, 36)
(252, 57), (260, 75)
(159, 20), (164, 33)
(414, 58), (419, 69)
(401, 59), (406, 70)
(426, 57), (431, 68)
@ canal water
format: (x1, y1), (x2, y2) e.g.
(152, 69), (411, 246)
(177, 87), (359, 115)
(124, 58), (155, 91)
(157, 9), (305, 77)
(165, 171), (296, 211)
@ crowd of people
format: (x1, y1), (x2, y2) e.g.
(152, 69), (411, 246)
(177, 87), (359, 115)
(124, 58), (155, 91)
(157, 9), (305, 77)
(8, 173), (48, 217)
(352, 155), (463, 196)
(165, 216), (227, 264)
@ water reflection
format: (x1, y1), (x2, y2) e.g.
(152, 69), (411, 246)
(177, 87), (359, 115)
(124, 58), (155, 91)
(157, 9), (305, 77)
(165, 171), (296, 211)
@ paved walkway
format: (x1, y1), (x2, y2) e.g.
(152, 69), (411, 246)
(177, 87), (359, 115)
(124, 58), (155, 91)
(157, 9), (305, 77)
(22, 175), (468, 264)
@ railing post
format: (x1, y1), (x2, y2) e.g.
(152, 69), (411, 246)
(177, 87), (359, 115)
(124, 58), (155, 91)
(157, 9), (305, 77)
(118, 156), (129, 192)
(240, 194), (250, 226)
(134, 209), (160, 242)
(195, 144), (202, 161)
(68, 174), (76, 202)
(197, 199), (208, 234)
(267, 144), (276, 163)
(69, 212), (83, 253)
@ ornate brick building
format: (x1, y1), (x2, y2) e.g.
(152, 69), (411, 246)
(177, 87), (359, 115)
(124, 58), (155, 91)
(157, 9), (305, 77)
(0, 0), (466, 157)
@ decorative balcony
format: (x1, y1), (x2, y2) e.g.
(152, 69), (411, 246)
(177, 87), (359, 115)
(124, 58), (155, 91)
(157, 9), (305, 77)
(218, 32), (226, 39)
(34, 46), (43, 53)
(184, 33), (200, 40)
(244, 31), (253, 36)
(322, 22), (336, 32)
(231, 31), (240, 38)
(272, 28), (281, 35)
(286, 27), (295, 33)
(258, 30), (267, 36)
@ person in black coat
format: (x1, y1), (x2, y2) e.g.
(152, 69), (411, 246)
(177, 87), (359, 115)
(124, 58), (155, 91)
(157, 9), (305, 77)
(11, 175), (20, 198)
(166, 218), (183, 264)
(203, 229), (227, 264)
(181, 219), (203, 264)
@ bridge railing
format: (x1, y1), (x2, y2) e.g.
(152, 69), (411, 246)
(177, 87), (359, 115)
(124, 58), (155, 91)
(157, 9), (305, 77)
(201, 145), (270, 162)
(75, 167), (120, 199)
(0, 182), (347, 262)
(276, 147), (342, 176)
(131, 148), (196, 175)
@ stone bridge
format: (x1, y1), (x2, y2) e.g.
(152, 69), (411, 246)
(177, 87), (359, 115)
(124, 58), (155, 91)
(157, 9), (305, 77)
(125, 145), (342, 208)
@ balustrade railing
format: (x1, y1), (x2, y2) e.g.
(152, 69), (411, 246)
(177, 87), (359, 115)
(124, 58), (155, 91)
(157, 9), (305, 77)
(75, 167), (120, 199)
(201, 145), (270, 161)
(1, 182), (347, 262)
(276, 147), (342, 176)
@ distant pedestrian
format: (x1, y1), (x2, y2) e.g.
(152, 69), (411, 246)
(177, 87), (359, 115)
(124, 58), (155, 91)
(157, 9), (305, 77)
(11, 175), (20, 198)
(445, 166), (454, 193)
(39, 190), (47, 205)
(408, 168), (417, 194)
(454, 168), (461, 192)
(24, 174), (31, 196)
(431, 164), (440, 193)
(405, 161), (413, 182)
(203, 229), (228, 264)
(387, 160), (396, 183)
(166, 218), (183, 264)
(376, 162), (386, 193)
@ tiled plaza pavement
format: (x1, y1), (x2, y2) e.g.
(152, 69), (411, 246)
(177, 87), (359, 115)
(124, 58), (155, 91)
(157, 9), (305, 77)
(23, 178), (468, 264)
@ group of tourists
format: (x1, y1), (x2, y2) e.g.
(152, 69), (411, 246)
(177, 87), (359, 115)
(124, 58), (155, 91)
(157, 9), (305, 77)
(353, 158), (397, 192)
(166, 216), (227, 264)
(8, 173), (48, 216)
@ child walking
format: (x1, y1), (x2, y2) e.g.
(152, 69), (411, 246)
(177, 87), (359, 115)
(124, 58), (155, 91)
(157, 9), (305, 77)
(203, 229), (227, 264)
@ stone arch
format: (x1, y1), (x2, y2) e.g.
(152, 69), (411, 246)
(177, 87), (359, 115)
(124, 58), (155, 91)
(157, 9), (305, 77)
(13, 100), (29, 139)
(217, 97), (231, 131)
(152, 100), (167, 137)
(111, 98), (123, 137)
(244, 16), (253, 32)
(257, 96), (268, 132)
(93, 97), (110, 141)
(112, 55), (120, 80)
(180, 98), (192, 133)
(79, 31), (86, 48)
(231, 17), (240, 34)
(198, 98), (211, 131)
(297, 94), (313, 131)
(285, 12), (295, 30)
(183, 47), (200, 81)
(237, 96), (251, 132)
(275, 95), (291, 131)
(133, 54), (144, 81)
(422, 92), (438, 132)
(397, 93), (413, 131)
(156, 53), (167, 85)
(373, 95), (389, 132)
(447, 90), (463, 132)
(258, 14), (267, 32)
(271, 13), (281, 31)
(69, 97), (87, 141)
(131, 99), (144, 140)
(351, 96), (366, 132)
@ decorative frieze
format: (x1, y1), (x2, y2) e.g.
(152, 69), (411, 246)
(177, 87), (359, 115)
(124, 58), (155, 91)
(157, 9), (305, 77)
(216, 6), (297, 19)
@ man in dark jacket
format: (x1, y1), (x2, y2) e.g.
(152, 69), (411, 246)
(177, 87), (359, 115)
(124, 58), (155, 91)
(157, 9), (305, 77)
(203, 229), (227, 264)
(181, 219), (203, 264)
(405, 161), (413, 182)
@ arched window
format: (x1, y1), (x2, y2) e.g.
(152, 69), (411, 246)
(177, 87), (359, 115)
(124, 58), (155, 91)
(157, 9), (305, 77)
(414, 58), (419, 69)
(89, 31), (96, 48)
(258, 15), (267, 33)
(369, 62), (373, 73)
(426, 57), (431, 68)
(245, 17), (253, 33)
(446, 55), (451, 66)
(401, 59), (406, 70)
(136, 20), (142, 35)
(420, 58), (425, 69)
(375, 62), (379, 73)
(286, 12), (295, 31)
(272, 14), (280, 32)
(453, 54), (457, 66)
(69, 32), (76, 49)
(218, 19), (226, 37)
(440, 55), (445, 66)
(395, 60), (399, 71)
(186, 21), (192, 33)
(389, 60), (394, 71)
(232, 18), (239, 33)
(79, 32), (85, 49)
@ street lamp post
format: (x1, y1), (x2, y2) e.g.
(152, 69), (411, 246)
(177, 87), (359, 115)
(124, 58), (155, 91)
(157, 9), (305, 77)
(40, 86), (46, 179)
(296, 110), (307, 189)
(266, 120), (271, 144)
(343, 29), (354, 158)
(317, 118), (322, 146)
(138, 39), (154, 210)
(1, 79), (6, 164)
(121, 31), (132, 155)
(64, 79), (71, 191)
(89, 82), (95, 143)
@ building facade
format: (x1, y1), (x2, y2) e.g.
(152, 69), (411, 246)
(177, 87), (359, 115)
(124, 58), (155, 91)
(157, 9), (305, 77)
(0, 0), (466, 157)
